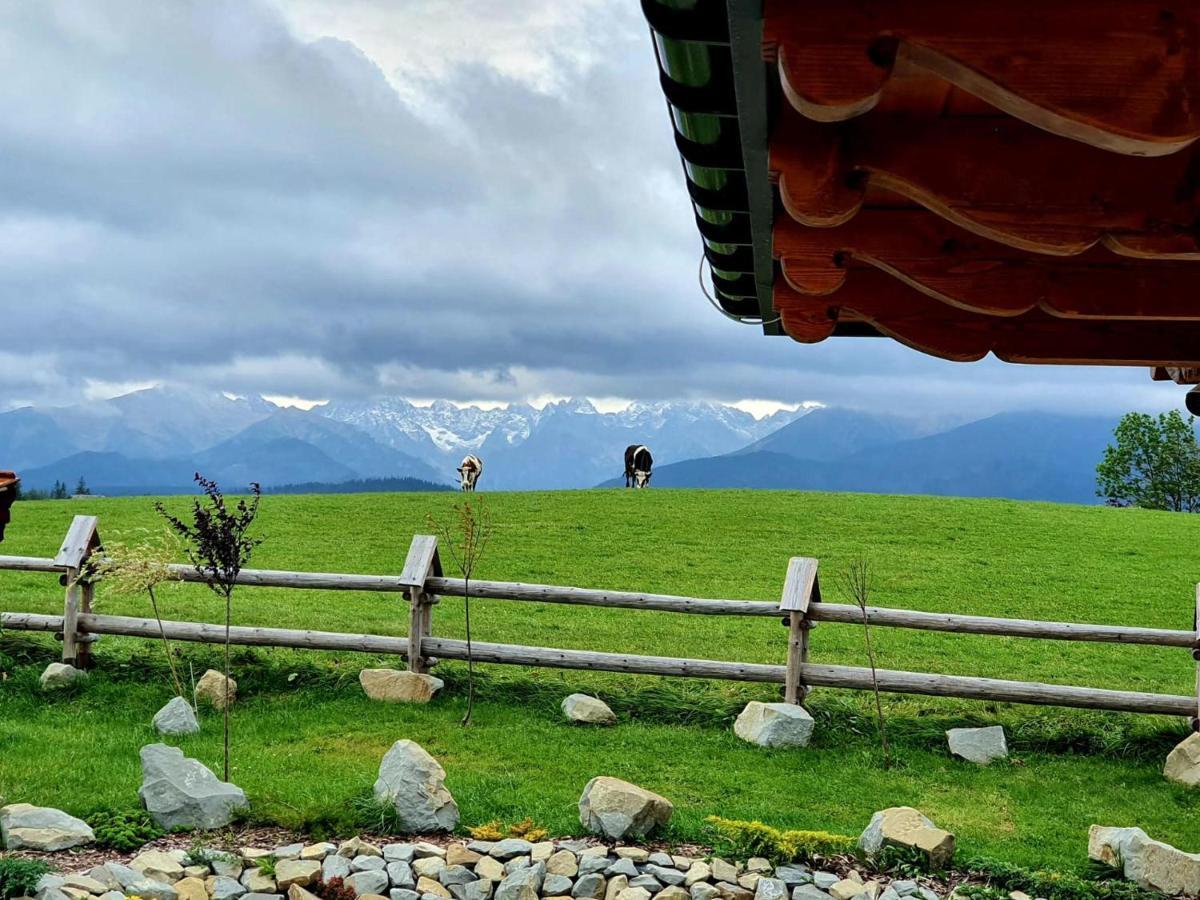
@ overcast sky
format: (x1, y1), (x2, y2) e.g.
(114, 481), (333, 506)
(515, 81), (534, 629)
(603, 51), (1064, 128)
(0, 0), (1183, 416)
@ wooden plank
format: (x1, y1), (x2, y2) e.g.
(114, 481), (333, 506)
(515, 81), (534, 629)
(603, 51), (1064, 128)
(76, 581), (95, 669)
(762, 0), (1200, 156)
(781, 557), (820, 704)
(427, 577), (779, 617)
(52, 515), (100, 570)
(780, 557), (820, 611)
(0, 555), (67, 573)
(770, 107), (1200, 258)
(775, 210), (1200, 320)
(399, 535), (441, 589)
(61, 580), (81, 666)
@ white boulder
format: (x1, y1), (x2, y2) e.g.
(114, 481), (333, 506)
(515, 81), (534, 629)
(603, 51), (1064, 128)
(153, 697), (201, 735)
(360, 670), (444, 704)
(0, 803), (94, 850)
(562, 694), (617, 725)
(373, 740), (459, 832)
(578, 776), (672, 840)
(1164, 732), (1200, 787)
(733, 702), (814, 748)
(138, 743), (248, 830)
(946, 726), (1008, 766)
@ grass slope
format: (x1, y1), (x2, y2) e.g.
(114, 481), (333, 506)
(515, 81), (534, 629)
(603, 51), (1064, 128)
(1, 490), (1197, 871)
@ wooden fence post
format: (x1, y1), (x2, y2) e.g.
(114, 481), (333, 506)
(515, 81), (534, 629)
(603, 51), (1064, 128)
(399, 535), (442, 675)
(1193, 583), (1199, 732)
(54, 515), (101, 669)
(780, 556), (821, 704)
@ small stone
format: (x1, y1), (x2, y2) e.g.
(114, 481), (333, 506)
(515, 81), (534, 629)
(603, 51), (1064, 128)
(579, 859), (611, 877)
(289, 886), (321, 900)
(494, 865), (543, 900)
(475, 859), (506, 882)
(355, 857), (389, 874)
(503, 860), (530, 876)
(858, 808), (955, 869)
(447, 846), (481, 868)
(615, 849), (648, 864)
(745, 861), (771, 876)
(605, 877), (629, 900)
(374, 741), (459, 833)
(174, 878), (207, 900)
(490, 840), (535, 861)
(389, 863), (416, 889)
(39, 662), (87, 691)
(715, 886), (753, 900)
(276, 861), (321, 889)
(915, 890), (936, 900)
(125, 881), (178, 900)
(579, 777), (672, 841)
(195, 669), (237, 709)
(605, 861), (638, 879)
(1008, 893), (1030, 900)
(239, 870), (275, 894)
(418, 880), (451, 900)
(383, 845), (415, 863)
(579, 848), (609, 859)
(544, 877), (574, 896)
(276, 844), (305, 861)
(773, 869), (809, 888)
(132, 851), (186, 884)
(627, 877), (661, 892)
(645, 868), (684, 887)
(562, 694), (617, 725)
(462, 885), (492, 900)
(87, 869), (122, 892)
(829, 882), (861, 900)
(61, 888), (91, 900)
(737, 876), (759, 892)
(414, 844), (446, 860)
(658, 889), (688, 900)
(531, 844), (555, 864)
(242, 894), (281, 900)
(946, 726), (1008, 766)
(138, 744), (248, 831)
(467, 842), (496, 856)
(62, 877), (107, 896)
(210, 878), (246, 900)
(812, 876), (838, 892)
(182, 867), (210, 880)
(709, 862), (738, 885)
(547, 852), (579, 878)
(349, 872), (392, 897)
(392, 892), (421, 900)
(889, 883), (916, 897)
(684, 864), (710, 888)
(792, 888), (830, 900)
(324, 857), (352, 881)
(360, 669), (444, 704)
(302, 844), (336, 861)
(242, 849), (274, 861)
(1164, 732), (1200, 787)
(342, 838), (384, 859)
(98, 892), (125, 900)
(414, 860), (445, 879)
(0, 803), (94, 851)
(572, 875), (607, 900)
(439, 868), (477, 888)
(671, 859), (693, 873)
(647, 855), (673, 869)
(615, 890), (650, 900)
(734, 702), (815, 748)
(691, 886), (720, 900)
(754, 882), (787, 900)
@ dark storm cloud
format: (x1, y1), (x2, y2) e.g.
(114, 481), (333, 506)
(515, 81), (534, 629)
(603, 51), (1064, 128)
(0, 0), (1182, 416)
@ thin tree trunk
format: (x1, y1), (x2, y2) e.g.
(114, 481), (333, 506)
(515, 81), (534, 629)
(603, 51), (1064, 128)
(462, 575), (475, 726)
(223, 587), (231, 783)
(148, 584), (184, 698)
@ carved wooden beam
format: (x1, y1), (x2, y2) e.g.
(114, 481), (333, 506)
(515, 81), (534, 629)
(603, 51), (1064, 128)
(773, 273), (1200, 365)
(763, 0), (1200, 157)
(770, 109), (1200, 258)
(775, 210), (1200, 319)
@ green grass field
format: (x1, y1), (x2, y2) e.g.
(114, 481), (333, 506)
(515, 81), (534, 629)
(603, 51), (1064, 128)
(1, 489), (1197, 872)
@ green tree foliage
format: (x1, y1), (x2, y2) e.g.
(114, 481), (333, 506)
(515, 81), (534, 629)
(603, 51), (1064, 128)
(74, 476), (91, 495)
(1096, 410), (1200, 511)
(51, 480), (68, 500)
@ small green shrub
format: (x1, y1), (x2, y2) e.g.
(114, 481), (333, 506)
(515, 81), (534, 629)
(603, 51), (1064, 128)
(182, 843), (240, 868)
(86, 808), (165, 852)
(0, 858), (51, 900)
(705, 816), (856, 863)
(255, 856), (278, 877)
(959, 856), (1161, 900)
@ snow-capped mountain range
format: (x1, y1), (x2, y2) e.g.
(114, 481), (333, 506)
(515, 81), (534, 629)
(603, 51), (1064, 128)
(0, 387), (809, 492)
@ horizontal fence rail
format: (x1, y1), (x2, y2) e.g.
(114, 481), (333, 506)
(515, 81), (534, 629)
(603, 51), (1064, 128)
(1, 519), (1197, 726)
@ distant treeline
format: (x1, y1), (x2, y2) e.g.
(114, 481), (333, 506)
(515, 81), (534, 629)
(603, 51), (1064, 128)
(266, 477), (454, 494)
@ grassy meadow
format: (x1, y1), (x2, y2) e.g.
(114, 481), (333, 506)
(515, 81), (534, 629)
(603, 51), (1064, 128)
(0, 489), (1197, 872)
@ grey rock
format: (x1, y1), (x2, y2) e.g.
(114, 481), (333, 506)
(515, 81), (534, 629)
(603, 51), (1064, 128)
(558, 842), (591, 854)
(385, 846), (416, 863)
(878, 889), (899, 900)
(503, 860), (531, 875)
(388, 863), (416, 889)
(37, 889), (70, 900)
(463, 883), (492, 900)
(40, 662), (87, 691)
(439, 868), (476, 888)
(86, 868), (121, 892)
(792, 888), (831, 900)
(578, 777), (672, 841)
(422, 895), (445, 900)
(412, 859), (445, 880)
(647, 855), (673, 869)
(103, 866), (141, 891)
(210, 878), (247, 900)
(562, 694), (617, 726)
(645, 868), (685, 887)
(392, 892), (421, 900)
(544, 876), (574, 896)
(275, 844), (304, 861)
(691, 886), (720, 900)
(579, 859), (611, 877)
(36, 876), (66, 894)
(755, 880), (788, 900)
(243, 894), (282, 900)
(137, 744), (248, 830)
(323, 856), (352, 881)
(347, 871), (390, 897)
(812, 876), (838, 892)
(466, 842), (495, 855)
(494, 864), (544, 900)
(353, 857), (387, 873)
(605, 862), (639, 879)
(373, 740), (459, 833)
(774, 869), (810, 888)
(124, 881), (178, 900)
(151, 697), (200, 736)
(889, 884), (916, 898)
(571, 875), (606, 900)
(946, 726), (1008, 766)
(211, 858), (244, 880)
(733, 702), (814, 749)
(916, 890), (937, 900)
(490, 841), (535, 861)
(99, 892), (125, 900)
(0, 803), (94, 851)
(1088, 826), (1200, 896)
(628, 877), (662, 892)
(413, 844), (446, 860)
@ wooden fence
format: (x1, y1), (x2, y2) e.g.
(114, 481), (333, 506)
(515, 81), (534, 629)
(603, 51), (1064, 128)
(0, 515), (1197, 725)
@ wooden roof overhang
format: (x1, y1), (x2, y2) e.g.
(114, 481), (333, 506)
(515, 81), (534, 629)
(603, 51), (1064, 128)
(643, 0), (1200, 379)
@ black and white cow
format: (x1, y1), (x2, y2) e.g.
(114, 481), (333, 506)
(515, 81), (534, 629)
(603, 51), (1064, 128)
(624, 445), (653, 489)
(457, 455), (483, 492)
(0, 471), (17, 543)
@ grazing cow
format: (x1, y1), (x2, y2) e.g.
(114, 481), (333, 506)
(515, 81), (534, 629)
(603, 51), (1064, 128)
(0, 471), (18, 543)
(457, 454), (483, 492)
(624, 445), (653, 489)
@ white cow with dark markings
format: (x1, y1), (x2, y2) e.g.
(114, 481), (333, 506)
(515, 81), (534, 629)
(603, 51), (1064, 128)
(457, 454), (483, 492)
(624, 444), (653, 489)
